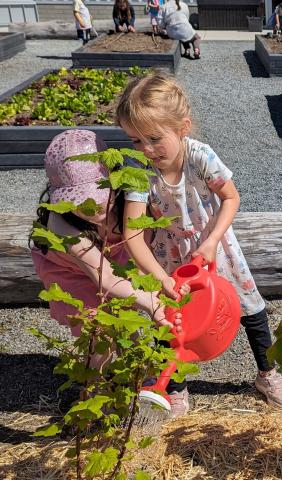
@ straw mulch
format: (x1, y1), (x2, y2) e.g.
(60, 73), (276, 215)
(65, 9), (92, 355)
(1, 399), (281, 480)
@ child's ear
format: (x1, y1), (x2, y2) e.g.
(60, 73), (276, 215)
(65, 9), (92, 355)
(180, 117), (191, 137)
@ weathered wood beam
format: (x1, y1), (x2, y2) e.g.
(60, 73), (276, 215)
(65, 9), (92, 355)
(0, 212), (281, 304)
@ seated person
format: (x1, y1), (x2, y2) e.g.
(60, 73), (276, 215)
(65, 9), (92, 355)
(274, 3), (282, 31)
(267, 3), (282, 32)
(113, 0), (136, 33)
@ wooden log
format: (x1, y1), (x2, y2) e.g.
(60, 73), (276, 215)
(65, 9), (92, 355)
(0, 212), (281, 304)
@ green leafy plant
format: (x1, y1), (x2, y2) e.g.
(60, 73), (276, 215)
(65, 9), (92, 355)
(30, 148), (198, 479)
(267, 322), (282, 372)
(0, 68), (149, 127)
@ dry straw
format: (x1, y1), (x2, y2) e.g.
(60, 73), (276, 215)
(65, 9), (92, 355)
(1, 406), (281, 480)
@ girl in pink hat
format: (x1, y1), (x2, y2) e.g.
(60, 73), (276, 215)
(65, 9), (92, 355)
(31, 130), (186, 348)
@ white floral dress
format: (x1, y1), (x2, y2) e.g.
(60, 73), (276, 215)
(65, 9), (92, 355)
(126, 138), (265, 317)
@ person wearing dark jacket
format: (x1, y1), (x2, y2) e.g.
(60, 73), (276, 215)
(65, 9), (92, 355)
(113, 0), (136, 32)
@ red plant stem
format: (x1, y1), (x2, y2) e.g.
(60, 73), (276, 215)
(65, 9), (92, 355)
(83, 189), (113, 374)
(107, 371), (142, 480)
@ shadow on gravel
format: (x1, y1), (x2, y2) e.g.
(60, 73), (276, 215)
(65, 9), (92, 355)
(243, 50), (268, 78)
(266, 94), (282, 139)
(188, 379), (253, 395)
(0, 353), (78, 413)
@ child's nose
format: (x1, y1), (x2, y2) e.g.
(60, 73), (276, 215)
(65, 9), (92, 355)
(143, 143), (154, 155)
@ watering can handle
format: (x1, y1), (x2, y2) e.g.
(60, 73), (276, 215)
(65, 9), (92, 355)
(190, 255), (217, 274)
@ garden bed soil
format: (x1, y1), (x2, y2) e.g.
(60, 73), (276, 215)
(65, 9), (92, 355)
(85, 31), (174, 54)
(264, 37), (282, 54)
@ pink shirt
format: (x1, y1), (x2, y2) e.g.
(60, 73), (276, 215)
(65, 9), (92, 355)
(32, 214), (128, 336)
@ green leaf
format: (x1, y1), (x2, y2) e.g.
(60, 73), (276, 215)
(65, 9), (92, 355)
(100, 148), (124, 169)
(117, 310), (151, 333)
(138, 436), (155, 448)
(40, 200), (77, 214)
(84, 447), (119, 477)
(68, 396), (111, 415)
(39, 283), (84, 311)
(133, 471), (151, 480)
(115, 472), (128, 480)
(110, 259), (137, 279)
(125, 438), (136, 449)
(65, 152), (101, 164)
(153, 325), (175, 342)
(77, 198), (102, 216)
(127, 214), (179, 230)
(128, 270), (162, 292)
(95, 310), (118, 326)
(94, 340), (111, 354)
(109, 166), (154, 192)
(31, 223), (81, 252)
(33, 423), (62, 437)
(267, 338), (282, 367)
(117, 338), (134, 348)
(120, 148), (150, 165)
(171, 362), (200, 383)
(65, 447), (77, 458)
(102, 295), (137, 311)
(159, 293), (191, 309)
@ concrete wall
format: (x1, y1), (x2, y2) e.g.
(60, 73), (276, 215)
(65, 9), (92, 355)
(36, 1), (198, 22)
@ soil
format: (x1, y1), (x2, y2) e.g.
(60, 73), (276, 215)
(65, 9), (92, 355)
(264, 36), (282, 53)
(84, 31), (174, 54)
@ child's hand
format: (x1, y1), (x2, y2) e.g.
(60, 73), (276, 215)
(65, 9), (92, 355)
(154, 306), (182, 332)
(192, 236), (218, 263)
(162, 276), (178, 299)
(162, 276), (191, 300)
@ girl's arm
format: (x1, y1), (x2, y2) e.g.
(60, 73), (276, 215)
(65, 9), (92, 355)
(124, 200), (178, 298)
(130, 5), (136, 23)
(68, 235), (175, 326)
(193, 179), (240, 262)
(74, 11), (85, 28)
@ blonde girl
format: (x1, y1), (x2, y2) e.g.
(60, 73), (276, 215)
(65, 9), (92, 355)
(116, 73), (282, 415)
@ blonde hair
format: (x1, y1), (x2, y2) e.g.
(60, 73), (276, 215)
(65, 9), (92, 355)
(116, 72), (192, 137)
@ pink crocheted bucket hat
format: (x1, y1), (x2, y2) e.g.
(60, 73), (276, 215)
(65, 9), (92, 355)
(45, 129), (109, 206)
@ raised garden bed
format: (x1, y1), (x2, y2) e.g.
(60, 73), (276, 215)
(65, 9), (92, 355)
(0, 67), (144, 169)
(0, 32), (26, 62)
(255, 35), (282, 77)
(72, 32), (181, 73)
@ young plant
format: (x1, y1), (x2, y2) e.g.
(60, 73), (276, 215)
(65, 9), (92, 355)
(30, 147), (198, 479)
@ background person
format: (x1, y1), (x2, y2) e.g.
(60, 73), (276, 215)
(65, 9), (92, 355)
(73, 0), (93, 45)
(113, 0), (136, 33)
(158, 0), (201, 59)
(147, 0), (160, 35)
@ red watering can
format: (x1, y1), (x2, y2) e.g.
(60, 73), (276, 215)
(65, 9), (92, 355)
(139, 255), (241, 415)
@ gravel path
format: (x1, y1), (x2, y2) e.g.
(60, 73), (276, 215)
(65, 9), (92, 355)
(0, 40), (281, 426)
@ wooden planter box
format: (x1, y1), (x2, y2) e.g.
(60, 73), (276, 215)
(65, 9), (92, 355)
(72, 38), (181, 73)
(255, 35), (282, 77)
(0, 70), (132, 169)
(0, 32), (26, 61)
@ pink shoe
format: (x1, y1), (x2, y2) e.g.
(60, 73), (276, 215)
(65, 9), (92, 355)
(255, 369), (282, 408)
(169, 389), (189, 418)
